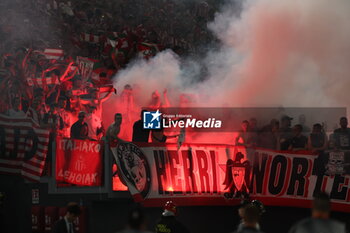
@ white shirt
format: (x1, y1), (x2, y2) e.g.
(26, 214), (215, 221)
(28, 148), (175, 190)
(64, 216), (74, 233)
(85, 112), (102, 140)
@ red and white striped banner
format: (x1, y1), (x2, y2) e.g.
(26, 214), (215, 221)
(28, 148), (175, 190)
(80, 33), (101, 43)
(27, 76), (60, 87)
(44, 49), (64, 60)
(76, 56), (96, 81)
(0, 114), (50, 181)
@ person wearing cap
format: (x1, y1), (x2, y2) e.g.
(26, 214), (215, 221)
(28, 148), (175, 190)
(52, 202), (81, 233)
(288, 192), (345, 233)
(155, 201), (190, 233)
(279, 115), (293, 150)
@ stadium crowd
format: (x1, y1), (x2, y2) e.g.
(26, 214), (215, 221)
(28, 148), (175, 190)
(0, 0), (218, 140)
(234, 116), (350, 152)
(0, 1), (349, 233)
(1, 0), (350, 159)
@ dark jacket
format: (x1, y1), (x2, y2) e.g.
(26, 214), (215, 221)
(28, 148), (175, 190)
(70, 121), (89, 139)
(52, 218), (75, 233)
(132, 120), (150, 142)
(155, 216), (190, 233)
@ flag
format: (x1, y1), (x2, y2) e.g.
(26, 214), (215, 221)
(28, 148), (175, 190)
(26, 62), (74, 88)
(27, 76), (60, 87)
(90, 61), (115, 85)
(71, 35), (83, 49)
(0, 114), (50, 181)
(116, 38), (130, 50)
(105, 32), (119, 47)
(44, 49), (64, 60)
(76, 56), (96, 81)
(137, 42), (160, 59)
(80, 33), (101, 44)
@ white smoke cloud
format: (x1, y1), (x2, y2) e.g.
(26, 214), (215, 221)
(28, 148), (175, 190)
(114, 51), (182, 107)
(114, 0), (350, 111)
(207, 0), (350, 108)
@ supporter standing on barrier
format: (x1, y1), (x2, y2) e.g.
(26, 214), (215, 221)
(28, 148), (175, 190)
(85, 105), (104, 140)
(116, 207), (152, 233)
(234, 204), (265, 233)
(52, 202), (81, 233)
(288, 192), (345, 233)
(151, 122), (179, 143)
(288, 124), (308, 151)
(298, 114), (310, 133)
(333, 117), (350, 150)
(308, 123), (328, 152)
(70, 111), (89, 140)
(155, 201), (190, 233)
(58, 96), (71, 138)
(133, 110), (150, 143)
(235, 120), (257, 147)
(27, 97), (45, 126)
(43, 103), (64, 138)
(43, 103), (64, 169)
(279, 115), (293, 150)
(258, 119), (280, 150)
(80, 87), (113, 119)
(107, 113), (123, 144)
(6, 96), (26, 117)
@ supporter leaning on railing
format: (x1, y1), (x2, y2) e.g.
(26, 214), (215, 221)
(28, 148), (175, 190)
(308, 123), (328, 152)
(233, 116), (350, 153)
(70, 111), (89, 140)
(332, 117), (350, 150)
